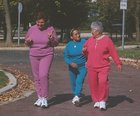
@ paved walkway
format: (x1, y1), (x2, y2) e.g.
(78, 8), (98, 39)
(0, 47), (140, 116)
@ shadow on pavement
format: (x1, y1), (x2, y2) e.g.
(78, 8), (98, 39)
(107, 95), (134, 108)
(80, 95), (92, 106)
(48, 94), (93, 107)
(48, 93), (73, 106)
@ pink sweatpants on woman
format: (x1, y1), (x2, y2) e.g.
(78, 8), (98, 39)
(30, 55), (54, 98)
(87, 66), (110, 102)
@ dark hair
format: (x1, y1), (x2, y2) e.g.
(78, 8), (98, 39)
(35, 11), (50, 27)
(36, 11), (48, 21)
(70, 28), (80, 36)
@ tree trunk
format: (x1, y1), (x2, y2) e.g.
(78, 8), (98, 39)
(135, 16), (140, 42)
(3, 0), (13, 46)
(135, 0), (140, 42)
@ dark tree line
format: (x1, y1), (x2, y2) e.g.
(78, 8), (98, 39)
(0, 0), (139, 46)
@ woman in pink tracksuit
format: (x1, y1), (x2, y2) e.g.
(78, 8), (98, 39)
(83, 21), (122, 110)
(25, 12), (58, 108)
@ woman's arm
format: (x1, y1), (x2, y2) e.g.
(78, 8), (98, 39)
(108, 38), (122, 71)
(25, 28), (33, 47)
(63, 47), (72, 65)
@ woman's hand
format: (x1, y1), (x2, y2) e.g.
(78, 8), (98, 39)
(82, 47), (87, 52)
(70, 63), (78, 68)
(25, 37), (33, 46)
(47, 30), (58, 47)
(48, 31), (54, 40)
(82, 47), (88, 57)
(117, 64), (122, 72)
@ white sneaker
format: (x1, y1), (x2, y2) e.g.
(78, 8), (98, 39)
(34, 98), (42, 107)
(94, 102), (100, 108)
(72, 96), (80, 104)
(99, 101), (106, 110)
(41, 97), (48, 108)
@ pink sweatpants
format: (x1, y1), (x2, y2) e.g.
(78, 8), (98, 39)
(87, 66), (110, 102)
(29, 55), (54, 98)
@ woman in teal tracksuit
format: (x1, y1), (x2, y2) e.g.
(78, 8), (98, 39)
(64, 28), (87, 106)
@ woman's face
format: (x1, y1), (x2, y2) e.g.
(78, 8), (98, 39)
(36, 18), (46, 30)
(71, 30), (81, 41)
(91, 29), (100, 38)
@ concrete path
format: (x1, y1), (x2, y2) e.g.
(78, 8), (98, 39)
(0, 70), (17, 94)
(0, 48), (140, 116)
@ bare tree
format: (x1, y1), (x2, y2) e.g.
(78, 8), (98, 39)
(3, 0), (13, 46)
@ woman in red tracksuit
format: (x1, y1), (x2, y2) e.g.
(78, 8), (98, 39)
(83, 21), (122, 110)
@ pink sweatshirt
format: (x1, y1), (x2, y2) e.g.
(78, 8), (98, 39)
(25, 25), (58, 56)
(83, 35), (122, 68)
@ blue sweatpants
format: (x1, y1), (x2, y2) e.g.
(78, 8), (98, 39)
(68, 66), (87, 97)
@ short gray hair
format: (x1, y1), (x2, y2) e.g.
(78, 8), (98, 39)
(90, 21), (103, 33)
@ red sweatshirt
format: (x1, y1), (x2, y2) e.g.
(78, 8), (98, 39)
(83, 35), (122, 68)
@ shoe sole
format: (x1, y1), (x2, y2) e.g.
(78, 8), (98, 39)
(41, 105), (49, 108)
(34, 104), (41, 107)
(100, 108), (107, 111)
(73, 101), (81, 107)
(94, 106), (99, 108)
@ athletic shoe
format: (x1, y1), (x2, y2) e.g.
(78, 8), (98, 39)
(94, 102), (100, 108)
(72, 96), (80, 107)
(41, 97), (48, 108)
(72, 96), (80, 104)
(34, 98), (42, 107)
(99, 101), (106, 110)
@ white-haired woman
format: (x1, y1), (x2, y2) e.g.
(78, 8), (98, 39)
(82, 21), (122, 110)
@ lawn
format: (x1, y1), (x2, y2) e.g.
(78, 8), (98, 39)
(118, 48), (140, 59)
(0, 71), (9, 89)
(113, 39), (140, 59)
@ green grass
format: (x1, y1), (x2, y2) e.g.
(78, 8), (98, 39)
(0, 71), (9, 89)
(112, 38), (140, 59)
(118, 48), (140, 59)
(113, 39), (140, 47)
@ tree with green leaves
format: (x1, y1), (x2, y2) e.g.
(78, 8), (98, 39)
(17, 0), (89, 42)
(95, 0), (121, 33)
(93, 0), (140, 41)
(47, 0), (89, 42)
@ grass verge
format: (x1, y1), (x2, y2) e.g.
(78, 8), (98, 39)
(118, 48), (140, 59)
(0, 71), (9, 89)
